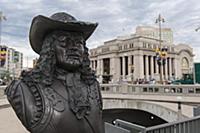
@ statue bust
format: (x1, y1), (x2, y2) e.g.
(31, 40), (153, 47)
(5, 12), (104, 133)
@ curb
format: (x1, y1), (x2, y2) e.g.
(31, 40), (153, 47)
(0, 97), (10, 109)
(0, 103), (10, 109)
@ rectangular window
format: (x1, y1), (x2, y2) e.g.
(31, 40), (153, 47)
(148, 56), (151, 75)
(125, 56), (128, 75)
(120, 57), (123, 75)
(124, 45), (128, 49)
(143, 42), (146, 48)
(196, 88), (200, 93)
(95, 60), (97, 69)
(143, 55), (146, 75)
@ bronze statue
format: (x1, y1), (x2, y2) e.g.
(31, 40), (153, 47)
(5, 12), (104, 133)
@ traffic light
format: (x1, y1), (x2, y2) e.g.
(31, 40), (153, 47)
(154, 47), (168, 65)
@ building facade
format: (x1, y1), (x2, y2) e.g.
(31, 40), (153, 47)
(33, 58), (38, 68)
(89, 26), (194, 83)
(0, 45), (23, 79)
(135, 26), (173, 43)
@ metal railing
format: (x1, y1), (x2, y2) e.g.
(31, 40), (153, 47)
(112, 117), (200, 133)
(145, 115), (200, 133)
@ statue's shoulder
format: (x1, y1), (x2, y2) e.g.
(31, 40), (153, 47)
(5, 80), (30, 127)
(5, 80), (29, 105)
(5, 79), (44, 131)
(5, 79), (26, 97)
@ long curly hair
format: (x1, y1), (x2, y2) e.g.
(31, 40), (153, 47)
(21, 31), (96, 86)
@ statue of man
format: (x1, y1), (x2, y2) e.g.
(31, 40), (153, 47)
(5, 12), (104, 133)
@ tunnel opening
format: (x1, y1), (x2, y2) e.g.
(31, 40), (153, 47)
(103, 108), (167, 127)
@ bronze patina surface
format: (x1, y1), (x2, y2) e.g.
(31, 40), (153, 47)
(5, 12), (104, 133)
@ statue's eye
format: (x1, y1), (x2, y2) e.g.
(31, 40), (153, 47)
(59, 42), (66, 47)
(76, 41), (83, 46)
(75, 41), (84, 51)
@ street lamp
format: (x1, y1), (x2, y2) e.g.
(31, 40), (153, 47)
(176, 96), (183, 120)
(0, 11), (7, 45)
(0, 12), (6, 76)
(195, 27), (200, 32)
(155, 14), (166, 84)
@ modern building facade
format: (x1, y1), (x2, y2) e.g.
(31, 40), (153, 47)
(89, 26), (194, 83)
(0, 45), (23, 79)
(135, 26), (173, 43)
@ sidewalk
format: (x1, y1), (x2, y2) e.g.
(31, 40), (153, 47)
(0, 107), (29, 133)
(0, 97), (29, 133)
(0, 97), (8, 103)
(0, 97), (10, 109)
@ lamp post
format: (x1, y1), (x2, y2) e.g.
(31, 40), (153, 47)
(176, 96), (183, 120)
(0, 11), (6, 45)
(195, 27), (200, 32)
(155, 14), (165, 84)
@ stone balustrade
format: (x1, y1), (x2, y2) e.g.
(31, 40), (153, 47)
(100, 83), (200, 96)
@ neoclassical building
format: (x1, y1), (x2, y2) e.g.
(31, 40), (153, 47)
(89, 26), (194, 83)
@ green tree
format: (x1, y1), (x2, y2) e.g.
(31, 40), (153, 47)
(1, 70), (12, 84)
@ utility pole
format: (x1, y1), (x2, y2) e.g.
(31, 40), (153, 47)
(155, 14), (165, 84)
(27, 56), (29, 68)
(0, 11), (6, 77)
(0, 11), (6, 45)
(195, 27), (200, 32)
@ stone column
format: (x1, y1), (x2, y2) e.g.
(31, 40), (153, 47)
(145, 55), (149, 80)
(90, 60), (92, 69)
(109, 57), (114, 82)
(96, 59), (103, 83)
(100, 59), (104, 75)
(156, 59), (159, 74)
(165, 59), (168, 80)
(160, 64), (163, 82)
(111, 57), (120, 83)
(97, 59), (101, 76)
(168, 57), (172, 80)
(134, 51), (144, 79)
(174, 56), (181, 79)
(128, 56), (132, 81)
(150, 56), (154, 79)
(93, 60), (95, 71)
(154, 57), (160, 81)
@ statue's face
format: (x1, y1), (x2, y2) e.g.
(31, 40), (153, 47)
(54, 31), (85, 71)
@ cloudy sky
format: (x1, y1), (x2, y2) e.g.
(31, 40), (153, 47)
(0, 0), (200, 67)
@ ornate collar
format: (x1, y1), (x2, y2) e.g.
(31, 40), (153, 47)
(54, 67), (81, 82)
(53, 67), (91, 119)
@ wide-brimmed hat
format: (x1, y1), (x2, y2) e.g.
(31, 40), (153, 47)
(29, 12), (98, 54)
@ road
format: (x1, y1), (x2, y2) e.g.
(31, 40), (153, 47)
(0, 107), (29, 133)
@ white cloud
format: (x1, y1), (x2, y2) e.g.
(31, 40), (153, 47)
(0, 0), (200, 68)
